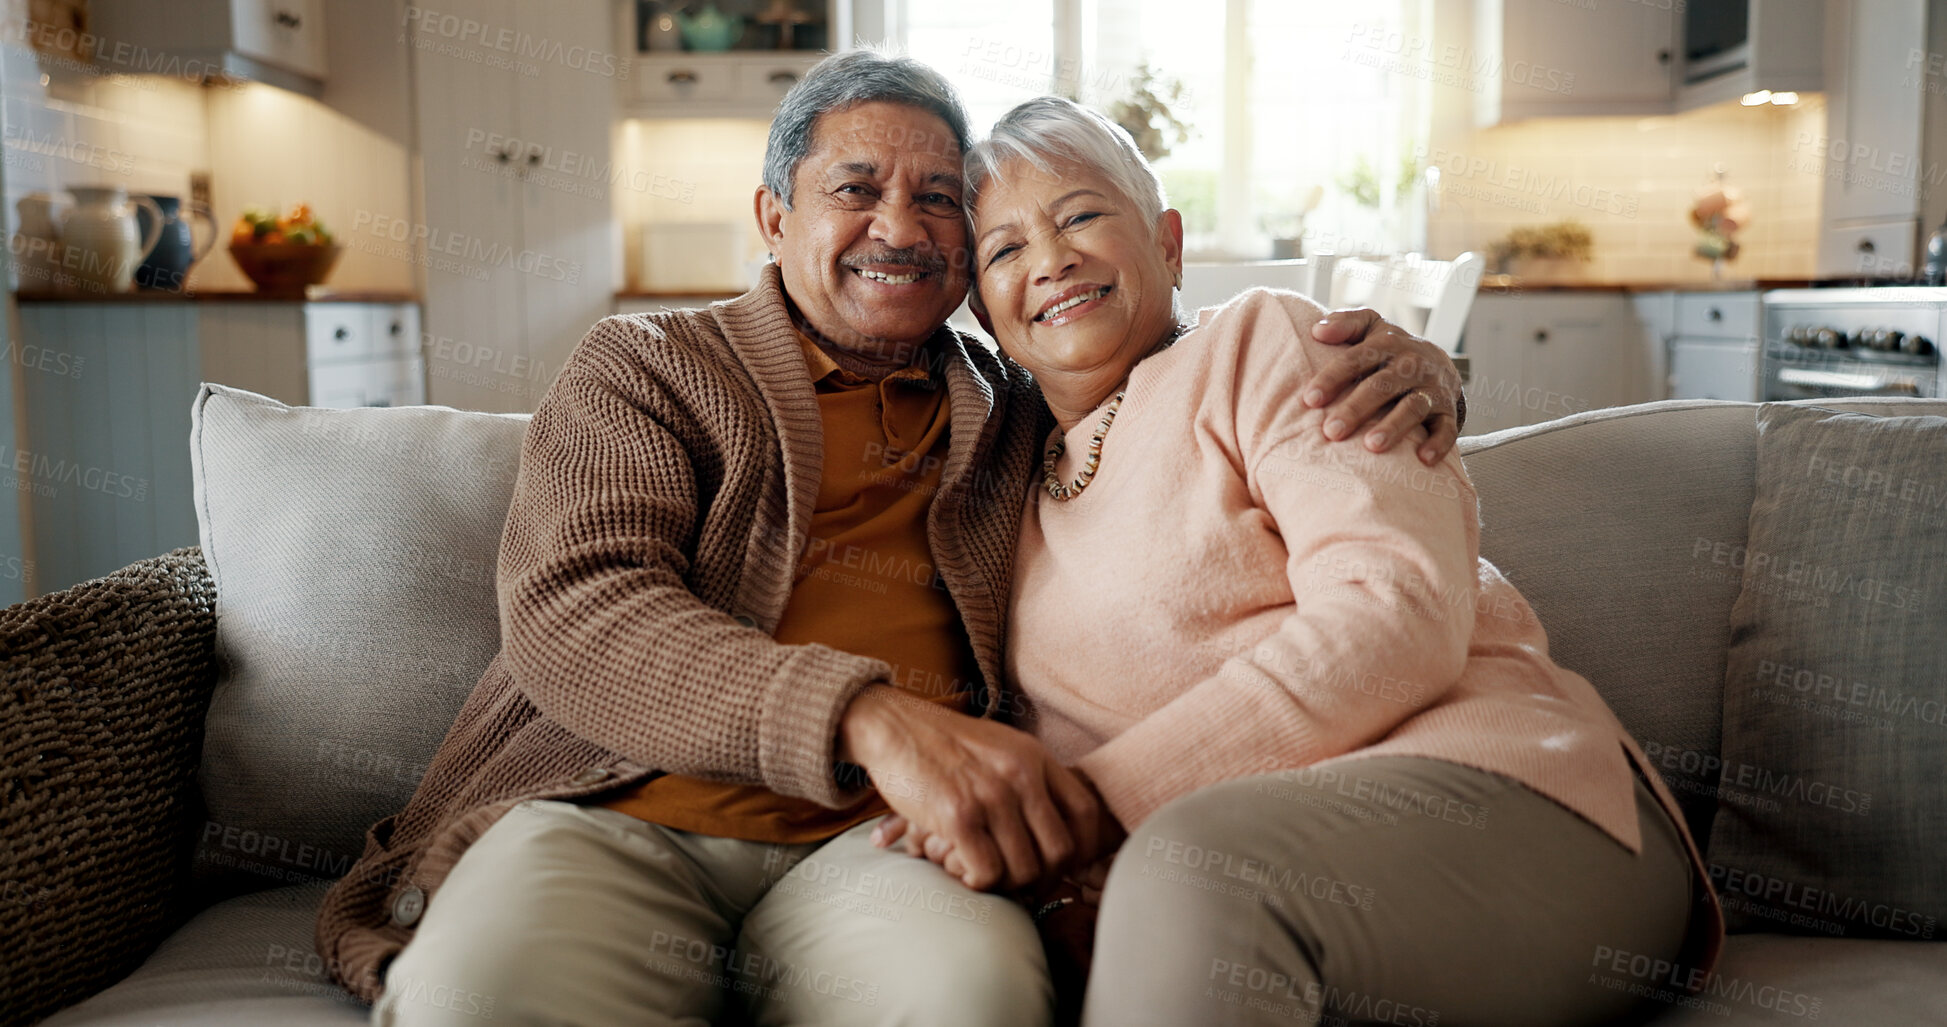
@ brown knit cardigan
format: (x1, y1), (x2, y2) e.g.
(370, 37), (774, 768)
(313, 265), (1048, 1003)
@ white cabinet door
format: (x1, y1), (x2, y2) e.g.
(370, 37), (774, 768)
(1818, 0), (1927, 274)
(1632, 291), (1677, 401)
(1483, 0), (1676, 124)
(413, 0), (532, 413)
(511, 0), (618, 406)
(1670, 339), (1761, 401)
(1461, 294), (1652, 434)
(414, 0), (614, 414)
(230, 0), (327, 79)
(304, 303), (372, 364)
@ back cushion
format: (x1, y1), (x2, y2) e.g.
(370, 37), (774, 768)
(189, 384), (529, 896)
(1459, 401), (1760, 842)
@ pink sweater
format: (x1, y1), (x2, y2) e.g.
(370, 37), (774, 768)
(1009, 289), (1711, 881)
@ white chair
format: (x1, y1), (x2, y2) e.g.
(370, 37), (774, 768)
(1325, 251), (1485, 354)
(1178, 255), (1339, 315)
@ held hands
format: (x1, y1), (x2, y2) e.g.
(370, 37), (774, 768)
(869, 765), (1126, 895)
(1307, 308), (1466, 466)
(836, 685), (1108, 893)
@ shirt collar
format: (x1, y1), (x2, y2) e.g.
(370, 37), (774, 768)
(794, 328), (939, 389)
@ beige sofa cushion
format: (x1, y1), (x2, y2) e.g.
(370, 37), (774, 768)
(1460, 400), (1762, 842)
(1460, 397), (1947, 847)
(1708, 403), (1947, 938)
(188, 384), (529, 896)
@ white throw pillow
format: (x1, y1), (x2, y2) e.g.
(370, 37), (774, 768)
(188, 383), (528, 896)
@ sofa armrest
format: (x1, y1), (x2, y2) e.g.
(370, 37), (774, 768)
(0, 547), (218, 1027)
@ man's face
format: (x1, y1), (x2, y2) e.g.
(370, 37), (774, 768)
(756, 101), (970, 355)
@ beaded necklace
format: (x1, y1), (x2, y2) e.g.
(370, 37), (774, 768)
(1040, 323), (1185, 501)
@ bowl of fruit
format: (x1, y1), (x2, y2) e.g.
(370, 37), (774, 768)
(228, 204), (342, 297)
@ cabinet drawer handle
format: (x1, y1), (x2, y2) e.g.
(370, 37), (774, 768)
(667, 70), (699, 85)
(334, 327), (351, 340)
(1657, 49), (1671, 64)
(389, 321), (404, 335)
(1707, 307), (1722, 322)
(768, 70), (799, 86)
(1857, 238), (1877, 254)
(1533, 329), (1549, 343)
(275, 10), (301, 28)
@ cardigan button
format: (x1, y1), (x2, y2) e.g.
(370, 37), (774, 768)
(732, 613), (758, 628)
(391, 886), (426, 927)
(571, 767), (612, 786)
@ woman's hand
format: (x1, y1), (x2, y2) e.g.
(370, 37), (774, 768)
(838, 685), (1104, 893)
(871, 766), (1125, 890)
(1306, 308), (1465, 466)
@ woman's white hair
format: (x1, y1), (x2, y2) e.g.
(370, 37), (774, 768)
(964, 96), (1168, 229)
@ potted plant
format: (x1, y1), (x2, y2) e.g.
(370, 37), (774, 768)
(1488, 221), (1594, 282)
(1107, 61), (1192, 162)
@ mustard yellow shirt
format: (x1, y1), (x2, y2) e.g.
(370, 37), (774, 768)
(600, 331), (978, 841)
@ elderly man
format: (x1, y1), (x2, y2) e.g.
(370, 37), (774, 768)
(317, 50), (1464, 1026)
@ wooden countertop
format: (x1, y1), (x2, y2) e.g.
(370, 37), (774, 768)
(1477, 274), (1932, 294)
(614, 289), (744, 300)
(15, 288), (419, 304)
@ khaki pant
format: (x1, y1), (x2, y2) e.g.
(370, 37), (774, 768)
(1083, 757), (1695, 1027)
(373, 799), (1050, 1026)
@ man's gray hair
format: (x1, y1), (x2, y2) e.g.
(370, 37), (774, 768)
(965, 96), (1168, 228)
(763, 49), (972, 209)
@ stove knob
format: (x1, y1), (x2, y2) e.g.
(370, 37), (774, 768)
(1903, 334), (1934, 356)
(1816, 327), (1845, 348)
(1883, 329), (1907, 352)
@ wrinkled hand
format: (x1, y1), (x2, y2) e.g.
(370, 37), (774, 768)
(872, 767), (1125, 892)
(838, 686), (1102, 892)
(1307, 308), (1465, 466)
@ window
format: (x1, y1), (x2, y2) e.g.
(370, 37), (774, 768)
(898, 0), (1432, 260)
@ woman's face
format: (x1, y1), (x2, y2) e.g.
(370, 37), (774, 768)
(971, 156), (1183, 401)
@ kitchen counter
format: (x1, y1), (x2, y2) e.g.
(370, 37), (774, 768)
(614, 289), (744, 301)
(14, 288), (420, 304)
(1478, 274), (1936, 294)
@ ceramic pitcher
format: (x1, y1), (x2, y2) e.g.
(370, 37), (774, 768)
(134, 194), (217, 293)
(12, 193), (64, 293)
(62, 186), (164, 294)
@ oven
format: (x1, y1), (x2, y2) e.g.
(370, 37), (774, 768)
(1762, 288), (1947, 401)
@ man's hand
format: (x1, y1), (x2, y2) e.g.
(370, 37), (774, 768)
(838, 685), (1101, 893)
(1306, 308), (1465, 466)
(872, 767), (1125, 891)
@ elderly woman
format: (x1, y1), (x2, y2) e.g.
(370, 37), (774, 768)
(889, 96), (1726, 1026)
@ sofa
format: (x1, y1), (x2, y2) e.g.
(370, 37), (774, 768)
(3, 384), (1943, 1026)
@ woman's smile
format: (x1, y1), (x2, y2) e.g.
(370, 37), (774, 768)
(1034, 284), (1114, 326)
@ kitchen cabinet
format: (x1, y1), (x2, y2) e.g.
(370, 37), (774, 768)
(1667, 291), (1763, 401)
(411, 0), (617, 414)
(626, 53), (823, 118)
(1473, 0), (1677, 126)
(92, 0), (326, 95)
(11, 299), (422, 594)
(1817, 0), (1928, 277)
(1460, 293), (1657, 434)
(1674, 0), (1823, 112)
(1631, 290), (1677, 403)
(618, 0), (844, 118)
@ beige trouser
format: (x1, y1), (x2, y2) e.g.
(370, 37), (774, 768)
(372, 799), (1051, 1026)
(1083, 756), (1696, 1027)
